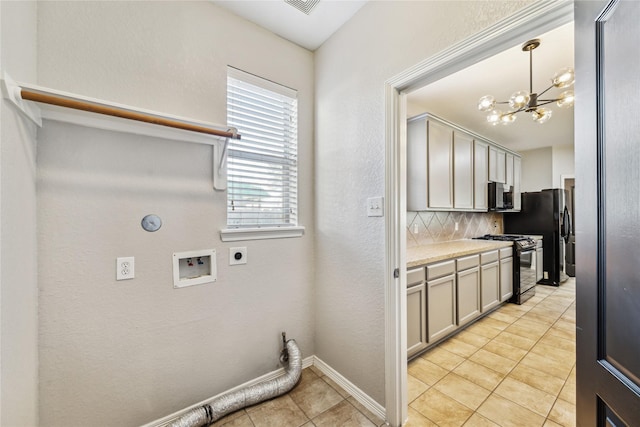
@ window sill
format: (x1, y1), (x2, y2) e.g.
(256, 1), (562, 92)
(220, 226), (305, 242)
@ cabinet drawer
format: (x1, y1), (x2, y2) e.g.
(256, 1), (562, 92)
(481, 250), (499, 264)
(427, 260), (455, 280)
(457, 254), (479, 271)
(407, 268), (425, 287)
(500, 247), (513, 259)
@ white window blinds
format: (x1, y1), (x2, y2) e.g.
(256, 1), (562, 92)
(226, 67), (298, 228)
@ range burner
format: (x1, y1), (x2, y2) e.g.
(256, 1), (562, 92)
(476, 234), (528, 241)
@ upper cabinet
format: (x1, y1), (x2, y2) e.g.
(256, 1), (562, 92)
(489, 145), (506, 184)
(453, 131), (474, 210)
(408, 113), (521, 212)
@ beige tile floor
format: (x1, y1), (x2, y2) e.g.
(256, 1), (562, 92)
(408, 278), (576, 427)
(212, 278), (575, 427)
(210, 365), (387, 427)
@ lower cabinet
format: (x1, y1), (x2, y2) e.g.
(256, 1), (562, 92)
(456, 254), (481, 327)
(480, 250), (500, 312)
(407, 282), (427, 357)
(500, 255), (514, 302)
(536, 245), (544, 283)
(427, 273), (457, 343)
(406, 246), (512, 357)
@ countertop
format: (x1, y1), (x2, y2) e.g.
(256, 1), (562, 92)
(407, 239), (513, 268)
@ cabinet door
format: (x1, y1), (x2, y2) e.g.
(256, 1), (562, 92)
(500, 257), (514, 302)
(407, 283), (427, 357)
(513, 156), (522, 211)
(457, 267), (480, 326)
(536, 247), (543, 282)
(481, 261), (500, 312)
(489, 146), (506, 183)
(474, 140), (489, 210)
(407, 119), (428, 210)
(453, 131), (474, 209)
(427, 120), (453, 209)
(427, 274), (457, 342)
(506, 153), (514, 187)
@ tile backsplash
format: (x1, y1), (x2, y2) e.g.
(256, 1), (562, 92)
(407, 211), (504, 247)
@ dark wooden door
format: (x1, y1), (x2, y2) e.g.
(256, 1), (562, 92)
(576, 1), (640, 425)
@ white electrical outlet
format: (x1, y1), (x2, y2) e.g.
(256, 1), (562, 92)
(412, 222), (419, 234)
(116, 256), (135, 280)
(229, 247), (247, 265)
(454, 222), (459, 231)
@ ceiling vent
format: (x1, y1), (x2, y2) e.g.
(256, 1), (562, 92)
(284, 0), (320, 15)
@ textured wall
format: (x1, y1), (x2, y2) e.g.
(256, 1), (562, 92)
(407, 211), (504, 247)
(314, 0), (533, 405)
(36, 2), (314, 426)
(552, 144), (575, 188)
(521, 147), (554, 192)
(0, 1), (39, 425)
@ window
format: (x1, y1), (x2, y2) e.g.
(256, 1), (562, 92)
(225, 67), (300, 237)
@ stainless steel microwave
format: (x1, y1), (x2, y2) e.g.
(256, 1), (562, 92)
(488, 182), (513, 211)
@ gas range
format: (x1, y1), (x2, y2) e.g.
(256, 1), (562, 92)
(474, 234), (539, 304)
(475, 234), (537, 250)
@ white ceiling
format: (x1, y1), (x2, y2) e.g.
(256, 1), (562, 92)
(407, 22), (575, 153)
(211, 1), (573, 153)
(211, 0), (368, 51)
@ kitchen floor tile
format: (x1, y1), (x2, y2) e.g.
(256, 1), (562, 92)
(508, 364), (566, 396)
(468, 349), (518, 375)
(434, 373), (492, 410)
(405, 406), (437, 426)
(476, 316), (512, 331)
(519, 351), (573, 380)
(465, 323), (502, 339)
(548, 398), (576, 427)
(407, 375), (429, 404)
(408, 357), (449, 386)
(477, 394), (546, 427)
(559, 376), (577, 404)
(438, 337), (481, 358)
(453, 360), (505, 391)
(492, 330), (537, 351)
(410, 388), (474, 426)
(482, 340), (528, 362)
(462, 413), (500, 426)
(455, 330), (492, 347)
(494, 377), (556, 417)
(421, 346), (466, 370)
(486, 311), (519, 324)
(538, 332), (576, 353)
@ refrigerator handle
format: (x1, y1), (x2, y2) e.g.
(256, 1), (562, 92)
(562, 205), (571, 243)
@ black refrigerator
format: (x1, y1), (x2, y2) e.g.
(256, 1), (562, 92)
(504, 188), (571, 286)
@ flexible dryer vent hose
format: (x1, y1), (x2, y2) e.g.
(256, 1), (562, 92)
(167, 338), (302, 427)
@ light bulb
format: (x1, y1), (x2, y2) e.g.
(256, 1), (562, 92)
(557, 90), (575, 108)
(532, 108), (552, 124)
(509, 91), (530, 109)
(478, 95), (496, 112)
(552, 67), (575, 88)
(500, 113), (516, 125)
(486, 110), (501, 126)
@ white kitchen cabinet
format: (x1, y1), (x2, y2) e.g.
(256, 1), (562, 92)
(473, 140), (489, 211)
(506, 153), (514, 187)
(481, 250), (500, 312)
(427, 273), (457, 342)
(457, 264), (481, 326)
(513, 156), (522, 211)
(453, 131), (474, 210)
(427, 120), (454, 209)
(407, 117), (453, 210)
(407, 268), (427, 357)
(489, 145), (506, 184)
(426, 260), (456, 343)
(499, 253), (514, 302)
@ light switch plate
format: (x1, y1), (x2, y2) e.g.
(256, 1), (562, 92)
(367, 196), (384, 217)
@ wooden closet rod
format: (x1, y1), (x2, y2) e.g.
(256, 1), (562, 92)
(20, 89), (241, 140)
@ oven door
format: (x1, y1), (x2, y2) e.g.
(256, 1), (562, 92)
(519, 249), (537, 294)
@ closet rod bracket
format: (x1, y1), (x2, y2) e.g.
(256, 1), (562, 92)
(1, 72), (42, 127)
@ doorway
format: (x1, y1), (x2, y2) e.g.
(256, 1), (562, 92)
(383, 3), (575, 426)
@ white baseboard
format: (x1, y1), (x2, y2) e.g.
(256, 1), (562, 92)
(312, 355), (387, 423)
(140, 355), (385, 427)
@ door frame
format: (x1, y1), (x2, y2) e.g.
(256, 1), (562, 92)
(383, 2), (574, 425)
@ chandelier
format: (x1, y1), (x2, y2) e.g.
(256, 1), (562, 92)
(478, 39), (575, 125)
